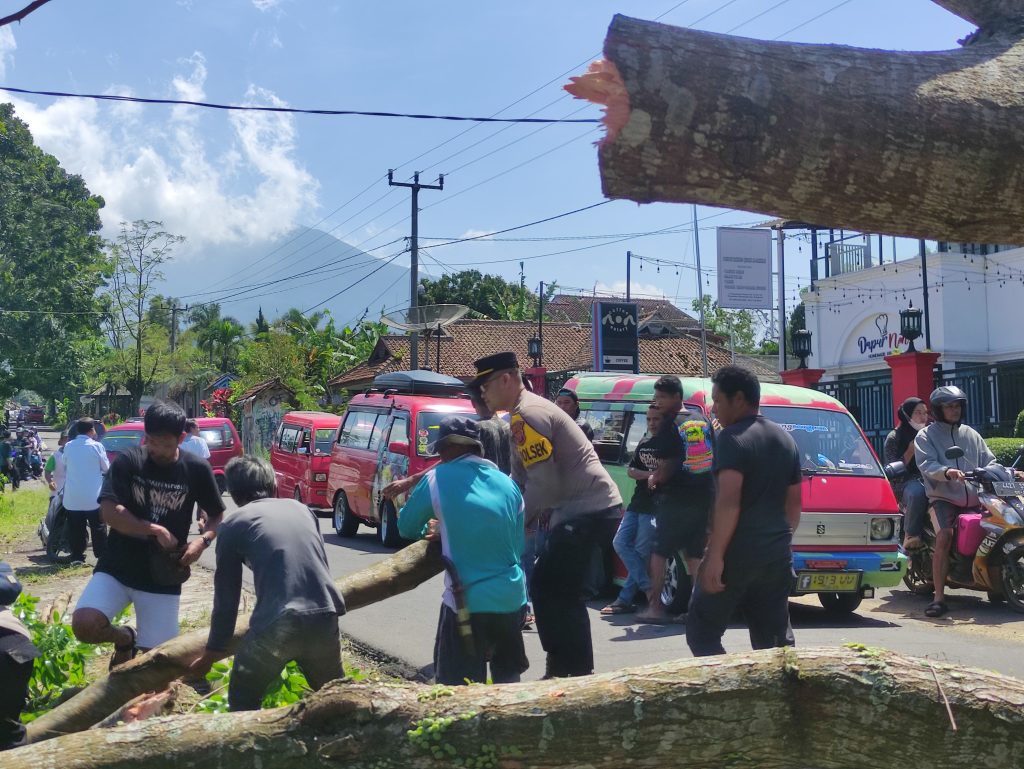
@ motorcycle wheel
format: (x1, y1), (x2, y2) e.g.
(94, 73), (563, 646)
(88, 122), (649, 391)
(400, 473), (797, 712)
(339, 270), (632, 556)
(902, 548), (935, 595)
(1000, 544), (1024, 614)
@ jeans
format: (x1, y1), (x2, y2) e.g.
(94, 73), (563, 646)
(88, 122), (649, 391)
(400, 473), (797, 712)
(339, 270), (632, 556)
(522, 527), (546, 600)
(612, 511), (656, 604)
(531, 514), (612, 678)
(902, 478), (928, 537)
(228, 611), (342, 711)
(67, 508), (107, 562)
(686, 556), (795, 657)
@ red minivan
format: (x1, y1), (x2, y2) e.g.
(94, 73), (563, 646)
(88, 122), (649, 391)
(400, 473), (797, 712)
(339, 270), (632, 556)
(328, 371), (476, 548)
(270, 411), (342, 512)
(194, 417), (243, 493)
(99, 417), (241, 492)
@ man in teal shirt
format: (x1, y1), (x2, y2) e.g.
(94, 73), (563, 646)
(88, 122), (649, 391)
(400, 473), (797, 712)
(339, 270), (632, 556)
(399, 416), (528, 685)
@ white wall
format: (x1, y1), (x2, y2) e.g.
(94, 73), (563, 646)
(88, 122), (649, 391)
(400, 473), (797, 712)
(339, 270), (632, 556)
(804, 247), (1024, 378)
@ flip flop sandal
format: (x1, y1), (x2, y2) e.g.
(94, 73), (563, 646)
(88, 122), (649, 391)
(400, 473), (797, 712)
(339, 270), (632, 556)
(600, 601), (635, 615)
(109, 626), (138, 670)
(924, 601), (949, 618)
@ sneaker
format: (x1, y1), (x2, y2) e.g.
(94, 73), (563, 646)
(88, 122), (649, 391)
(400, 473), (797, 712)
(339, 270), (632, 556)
(109, 626), (138, 670)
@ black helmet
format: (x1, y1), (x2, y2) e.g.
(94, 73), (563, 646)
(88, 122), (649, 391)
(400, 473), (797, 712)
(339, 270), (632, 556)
(929, 386), (967, 423)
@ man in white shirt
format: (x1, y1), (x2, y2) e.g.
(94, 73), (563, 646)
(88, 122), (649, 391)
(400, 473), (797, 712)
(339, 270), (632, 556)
(63, 418), (111, 563)
(180, 419), (211, 461)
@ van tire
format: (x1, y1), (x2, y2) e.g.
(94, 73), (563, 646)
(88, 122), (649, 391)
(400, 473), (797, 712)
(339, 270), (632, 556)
(818, 592), (863, 615)
(661, 552), (692, 615)
(333, 493), (359, 538)
(378, 502), (402, 548)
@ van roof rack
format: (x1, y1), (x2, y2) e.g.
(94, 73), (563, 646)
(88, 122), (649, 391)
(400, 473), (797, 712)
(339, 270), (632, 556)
(366, 370), (468, 398)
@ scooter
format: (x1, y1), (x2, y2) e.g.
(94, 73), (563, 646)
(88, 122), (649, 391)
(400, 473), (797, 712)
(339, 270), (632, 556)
(885, 446), (1024, 612)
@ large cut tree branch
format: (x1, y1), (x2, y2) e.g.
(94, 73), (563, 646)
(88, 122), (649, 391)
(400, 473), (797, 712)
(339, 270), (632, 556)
(568, 14), (1024, 242)
(931, 0), (1024, 30)
(0, 0), (55, 28)
(7, 647), (1024, 769)
(24, 539), (445, 743)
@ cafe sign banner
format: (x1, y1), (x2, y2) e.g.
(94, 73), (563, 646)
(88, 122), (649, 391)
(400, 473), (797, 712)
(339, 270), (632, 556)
(842, 312), (907, 362)
(716, 227), (773, 310)
(592, 301), (639, 373)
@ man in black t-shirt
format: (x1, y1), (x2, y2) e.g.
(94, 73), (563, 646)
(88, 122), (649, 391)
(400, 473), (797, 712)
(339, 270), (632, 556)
(602, 404), (661, 615)
(71, 401), (226, 667)
(636, 376), (715, 624)
(687, 366), (802, 656)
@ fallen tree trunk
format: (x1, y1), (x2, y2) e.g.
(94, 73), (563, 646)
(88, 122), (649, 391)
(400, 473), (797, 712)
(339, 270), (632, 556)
(24, 539), (444, 743)
(8, 647), (1024, 769)
(567, 4), (1024, 242)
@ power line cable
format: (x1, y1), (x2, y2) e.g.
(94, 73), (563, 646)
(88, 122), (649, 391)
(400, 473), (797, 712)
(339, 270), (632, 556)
(302, 249), (408, 315)
(772, 0), (855, 39)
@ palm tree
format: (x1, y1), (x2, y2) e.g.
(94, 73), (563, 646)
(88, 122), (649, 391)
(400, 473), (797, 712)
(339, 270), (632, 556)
(213, 318), (245, 373)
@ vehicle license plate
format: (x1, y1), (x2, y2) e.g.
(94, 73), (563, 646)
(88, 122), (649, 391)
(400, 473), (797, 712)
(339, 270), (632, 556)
(993, 481), (1024, 496)
(797, 571), (861, 592)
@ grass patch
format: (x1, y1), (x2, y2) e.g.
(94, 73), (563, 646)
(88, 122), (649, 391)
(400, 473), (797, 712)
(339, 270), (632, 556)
(17, 562), (93, 584)
(0, 487), (50, 546)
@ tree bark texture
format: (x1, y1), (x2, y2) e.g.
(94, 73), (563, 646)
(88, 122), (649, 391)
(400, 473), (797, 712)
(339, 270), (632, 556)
(7, 647), (1024, 769)
(24, 539), (445, 743)
(581, 8), (1024, 243)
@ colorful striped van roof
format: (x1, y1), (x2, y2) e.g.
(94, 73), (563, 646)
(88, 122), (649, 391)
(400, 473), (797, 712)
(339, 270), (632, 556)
(565, 373), (848, 413)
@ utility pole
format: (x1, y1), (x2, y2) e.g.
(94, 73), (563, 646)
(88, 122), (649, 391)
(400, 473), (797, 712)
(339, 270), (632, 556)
(691, 205), (709, 378)
(169, 302), (189, 354)
(388, 170), (444, 369)
(919, 239), (932, 350)
(626, 250), (632, 302)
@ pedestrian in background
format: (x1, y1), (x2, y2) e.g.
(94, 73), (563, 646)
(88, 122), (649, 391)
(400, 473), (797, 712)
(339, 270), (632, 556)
(62, 418), (111, 564)
(180, 419), (211, 460)
(476, 352), (622, 678)
(398, 416), (528, 685)
(188, 456), (344, 710)
(687, 366), (802, 656)
(0, 561), (39, 751)
(602, 403), (661, 615)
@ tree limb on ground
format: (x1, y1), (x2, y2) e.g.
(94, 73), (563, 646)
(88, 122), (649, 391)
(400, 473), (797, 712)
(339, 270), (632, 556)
(566, 4), (1024, 242)
(8, 646), (1024, 769)
(24, 538), (445, 743)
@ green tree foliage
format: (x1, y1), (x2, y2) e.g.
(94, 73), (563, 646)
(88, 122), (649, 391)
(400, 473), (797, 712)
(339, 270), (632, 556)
(690, 296), (760, 353)
(97, 221), (185, 413)
(418, 270), (555, 321)
(235, 329), (313, 406)
(0, 103), (108, 403)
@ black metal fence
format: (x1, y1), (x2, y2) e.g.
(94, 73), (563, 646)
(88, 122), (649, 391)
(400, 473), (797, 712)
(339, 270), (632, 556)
(818, 373), (893, 456)
(934, 361), (1024, 437)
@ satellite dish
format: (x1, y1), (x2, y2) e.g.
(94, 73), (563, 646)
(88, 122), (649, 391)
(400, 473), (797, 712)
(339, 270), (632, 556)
(381, 303), (469, 331)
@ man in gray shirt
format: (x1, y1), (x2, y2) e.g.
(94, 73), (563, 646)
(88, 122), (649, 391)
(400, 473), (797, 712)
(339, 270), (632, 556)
(188, 456), (345, 710)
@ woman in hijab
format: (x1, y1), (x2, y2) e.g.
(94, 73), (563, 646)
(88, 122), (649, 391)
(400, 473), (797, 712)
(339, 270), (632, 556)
(883, 397), (929, 549)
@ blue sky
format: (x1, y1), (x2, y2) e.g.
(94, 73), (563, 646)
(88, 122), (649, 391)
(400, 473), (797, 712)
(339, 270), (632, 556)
(0, 0), (974, 326)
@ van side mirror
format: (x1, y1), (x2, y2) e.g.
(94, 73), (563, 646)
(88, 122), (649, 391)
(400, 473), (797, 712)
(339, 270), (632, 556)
(388, 440), (410, 455)
(944, 446), (965, 460)
(297, 446), (308, 455)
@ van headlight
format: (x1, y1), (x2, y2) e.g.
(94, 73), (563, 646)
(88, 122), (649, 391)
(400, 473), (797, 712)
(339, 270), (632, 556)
(870, 517), (895, 541)
(313, 473), (327, 482)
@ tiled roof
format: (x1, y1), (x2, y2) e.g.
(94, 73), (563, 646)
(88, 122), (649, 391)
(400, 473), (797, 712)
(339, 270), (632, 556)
(329, 319), (782, 389)
(236, 377), (295, 402)
(545, 293), (699, 327)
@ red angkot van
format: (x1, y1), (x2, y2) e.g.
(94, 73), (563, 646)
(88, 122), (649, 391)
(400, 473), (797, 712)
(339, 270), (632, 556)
(328, 371), (476, 547)
(271, 411), (342, 512)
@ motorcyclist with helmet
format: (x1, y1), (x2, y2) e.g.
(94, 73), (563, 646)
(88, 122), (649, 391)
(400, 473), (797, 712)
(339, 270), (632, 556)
(914, 386), (998, 617)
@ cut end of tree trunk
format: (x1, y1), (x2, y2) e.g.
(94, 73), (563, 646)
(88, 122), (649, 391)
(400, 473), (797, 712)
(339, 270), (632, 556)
(563, 59), (630, 147)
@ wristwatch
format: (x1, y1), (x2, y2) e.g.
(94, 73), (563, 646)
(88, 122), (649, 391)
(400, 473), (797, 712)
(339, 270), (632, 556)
(199, 532), (215, 548)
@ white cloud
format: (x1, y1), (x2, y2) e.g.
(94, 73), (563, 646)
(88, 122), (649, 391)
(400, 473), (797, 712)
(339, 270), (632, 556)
(0, 27), (16, 80)
(252, 0), (282, 10)
(457, 229), (492, 241)
(6, 51), (319, 258)
(596, 280), (670, 299)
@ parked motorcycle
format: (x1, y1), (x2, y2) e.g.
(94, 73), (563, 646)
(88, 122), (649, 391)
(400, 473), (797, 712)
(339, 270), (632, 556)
(885, 446), (1024, 612)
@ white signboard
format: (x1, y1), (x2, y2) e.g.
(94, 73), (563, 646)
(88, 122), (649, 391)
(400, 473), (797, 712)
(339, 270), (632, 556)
(716, 227), (773, 310)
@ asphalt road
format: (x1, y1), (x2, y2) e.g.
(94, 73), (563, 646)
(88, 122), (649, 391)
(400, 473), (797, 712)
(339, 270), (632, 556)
(38, 427), (1024, 682)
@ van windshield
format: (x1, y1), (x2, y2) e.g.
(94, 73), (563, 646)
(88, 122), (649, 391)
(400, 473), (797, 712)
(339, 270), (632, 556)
(760, 405), (882, 477)
(314, 428), (335, 455)
(200, 428), (226, 450)
(578, 409), (631, 464)
(416, 411), (480, 456)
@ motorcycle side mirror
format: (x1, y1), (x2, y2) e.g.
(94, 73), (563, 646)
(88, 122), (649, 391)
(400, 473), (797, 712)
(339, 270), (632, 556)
(944, 446), (965, 460)
(883, 461), (906, 480)
(1016, 445), (1024, 457)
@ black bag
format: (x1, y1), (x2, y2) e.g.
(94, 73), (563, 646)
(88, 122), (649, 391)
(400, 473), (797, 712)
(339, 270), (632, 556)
(148, 541), (191, 586)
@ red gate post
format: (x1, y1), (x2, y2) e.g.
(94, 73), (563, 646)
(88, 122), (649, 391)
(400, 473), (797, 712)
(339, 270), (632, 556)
(885, 351), (940, 421)
(779, 368), (826, 389)
(524, 366), (547, 395)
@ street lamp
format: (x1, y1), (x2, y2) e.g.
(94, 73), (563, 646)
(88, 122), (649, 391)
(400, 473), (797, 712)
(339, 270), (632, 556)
(900, 302), (923, 353)
(527, 337), (542, 367)
(792, 329), (812, 369)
